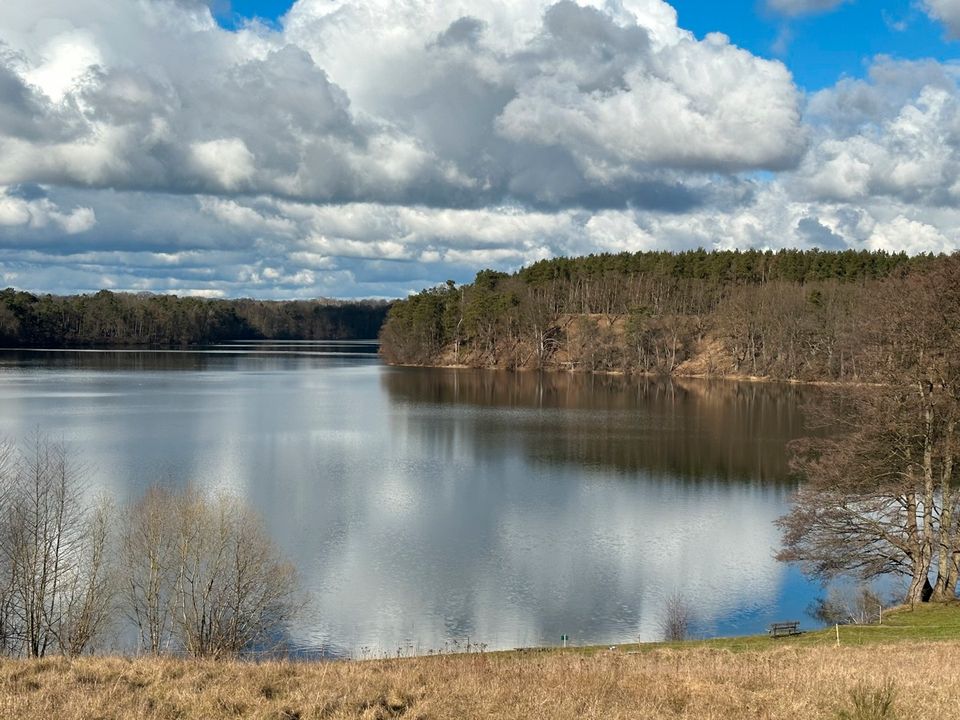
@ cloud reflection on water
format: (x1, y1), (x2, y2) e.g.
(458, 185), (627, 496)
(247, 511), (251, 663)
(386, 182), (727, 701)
(0, 352), (813, 654)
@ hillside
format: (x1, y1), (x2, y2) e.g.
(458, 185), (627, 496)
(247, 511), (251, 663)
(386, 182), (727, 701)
(379, 249), (951, 383)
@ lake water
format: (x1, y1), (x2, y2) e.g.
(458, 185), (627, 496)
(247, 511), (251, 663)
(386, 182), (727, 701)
(0, 342), (823, 656)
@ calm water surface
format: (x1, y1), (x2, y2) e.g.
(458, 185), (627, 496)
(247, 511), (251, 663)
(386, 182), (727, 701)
(0, 342), (821, 656)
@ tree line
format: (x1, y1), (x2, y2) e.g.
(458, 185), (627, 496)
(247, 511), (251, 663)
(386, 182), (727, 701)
(0, 435), (300, 658)
(0, 289), (390, 347)
(379, 249), (941, 382)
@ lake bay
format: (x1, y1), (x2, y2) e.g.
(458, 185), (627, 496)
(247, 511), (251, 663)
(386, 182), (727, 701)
(0, 342), (821, 656)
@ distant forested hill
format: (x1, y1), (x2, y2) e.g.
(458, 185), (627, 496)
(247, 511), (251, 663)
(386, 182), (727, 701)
(380, 249), (950, 382)
(0, 289), (390, 346)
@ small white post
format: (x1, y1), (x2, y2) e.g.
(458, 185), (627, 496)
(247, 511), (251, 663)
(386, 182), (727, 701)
(835, 623), (840, 647)
(879, 603), (883, 626)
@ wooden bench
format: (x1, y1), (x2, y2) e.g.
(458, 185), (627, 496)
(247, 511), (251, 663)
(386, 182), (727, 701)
(768, 621), (801, 638)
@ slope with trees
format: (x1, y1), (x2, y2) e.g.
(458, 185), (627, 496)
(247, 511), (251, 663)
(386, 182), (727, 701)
(380, 249), (938, 382)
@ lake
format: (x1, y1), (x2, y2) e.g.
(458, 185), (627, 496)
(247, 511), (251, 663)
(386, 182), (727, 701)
(0, 342), (823, 656)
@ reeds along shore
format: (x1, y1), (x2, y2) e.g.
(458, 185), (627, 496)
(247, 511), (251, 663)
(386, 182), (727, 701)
(0, 641), (954, 720)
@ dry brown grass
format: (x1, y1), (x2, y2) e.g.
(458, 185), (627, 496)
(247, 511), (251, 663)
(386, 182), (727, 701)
(0, 641), (954, 719)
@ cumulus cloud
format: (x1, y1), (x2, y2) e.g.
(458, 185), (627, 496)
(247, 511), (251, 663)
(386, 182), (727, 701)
(0, 185), (96, 234)
(924, 0), (960, 37)
(796, 59), (960, 206)
(496, 8), (804, 174)
(0, 2), (958, 299)
(189, 138), (256, 190)
(867, 215), (953, 254)
(0, 0), (804, 209)
(22, 30), (102, 102)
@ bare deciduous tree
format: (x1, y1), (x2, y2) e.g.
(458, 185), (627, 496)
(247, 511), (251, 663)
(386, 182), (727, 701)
(173, 491), (300, 658)
(0, 434), (114, 657)
(779, 258), (960, 604)
(0, 439), (17, 653)
(121, 486), (180, 654)
(121, 486), (301, 658)
(809, 584), (884, 626)
(55, 500), (113, 657)
(660, 592), (691, 642)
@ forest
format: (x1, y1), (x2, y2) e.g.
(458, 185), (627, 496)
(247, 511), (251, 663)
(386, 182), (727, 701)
(379, 248), (945, 383)
(0, 289), (389, 346)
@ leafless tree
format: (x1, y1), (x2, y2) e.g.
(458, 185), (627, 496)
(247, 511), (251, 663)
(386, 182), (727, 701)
(121, 486), (301, 658)
(55, 499), (114, 656)
(519, 285), (562, 369)
(0, 439), (17, 653)
(779, 258), (960, 604)
(809, 584), (884, 626)
(173, 491), (300, 658)
(120, 486), (180, 654)
(778, 388), (942, 604)
(0, 434), (114, 656)
(660, 592), (691, 642)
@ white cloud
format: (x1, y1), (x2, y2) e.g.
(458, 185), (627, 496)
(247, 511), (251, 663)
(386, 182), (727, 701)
(0, 196), (31, 227)
(584, 211), (656, 252)
(795, 63), (960, 206)
(924, 0), (960, 37)
(189, 138), (256, 191)
(173, 287), (226, 298)
(867, 216), (954, 254)
(497, 27), (804, 175)
(23, 30), (102, 102)
(55, 205), (96, 233)
(0, 4), (958, 300)
(198, 197), (297, 234)
(0, 186), (96, 233)
(0, 0), (804, 207)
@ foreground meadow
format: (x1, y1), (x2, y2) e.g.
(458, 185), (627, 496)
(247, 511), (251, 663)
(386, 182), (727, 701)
(3, 606), (960, 720)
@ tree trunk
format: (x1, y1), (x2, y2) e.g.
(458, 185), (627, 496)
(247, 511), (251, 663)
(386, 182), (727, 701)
(906, 568), (933, 605)
(933, 419), (957, 601)
(905, 487), (932, 604)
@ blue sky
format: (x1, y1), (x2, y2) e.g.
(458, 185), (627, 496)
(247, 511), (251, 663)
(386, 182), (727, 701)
(1, 1), (959, 298)
(218, 0), (295, 29)
(671, 1), (957, 89)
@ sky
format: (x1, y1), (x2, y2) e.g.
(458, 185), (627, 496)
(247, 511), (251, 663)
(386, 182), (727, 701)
(1, 1), (959, 299)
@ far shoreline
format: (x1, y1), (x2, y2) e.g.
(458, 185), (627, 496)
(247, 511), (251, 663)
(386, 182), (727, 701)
(379, 359), (880, 390)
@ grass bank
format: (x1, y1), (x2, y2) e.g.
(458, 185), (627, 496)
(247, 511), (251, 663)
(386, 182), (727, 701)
(2, 605), (958, 720)
(597, 601), (960, 654)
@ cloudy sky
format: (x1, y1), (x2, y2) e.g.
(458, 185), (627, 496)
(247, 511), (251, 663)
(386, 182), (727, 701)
(1, 0), (959, 299)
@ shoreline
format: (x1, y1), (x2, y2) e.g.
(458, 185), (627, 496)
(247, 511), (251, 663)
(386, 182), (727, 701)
(380, 360), (880, 389)
(3, 604), (959, 719)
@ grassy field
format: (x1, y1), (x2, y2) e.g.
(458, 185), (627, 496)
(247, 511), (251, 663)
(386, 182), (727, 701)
(1, 605), (958, 719)
(612, 601), (960, 653)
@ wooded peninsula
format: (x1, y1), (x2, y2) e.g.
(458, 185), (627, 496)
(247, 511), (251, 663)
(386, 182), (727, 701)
(379, 248), (951, 383)
(0, 289), (389, 346)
